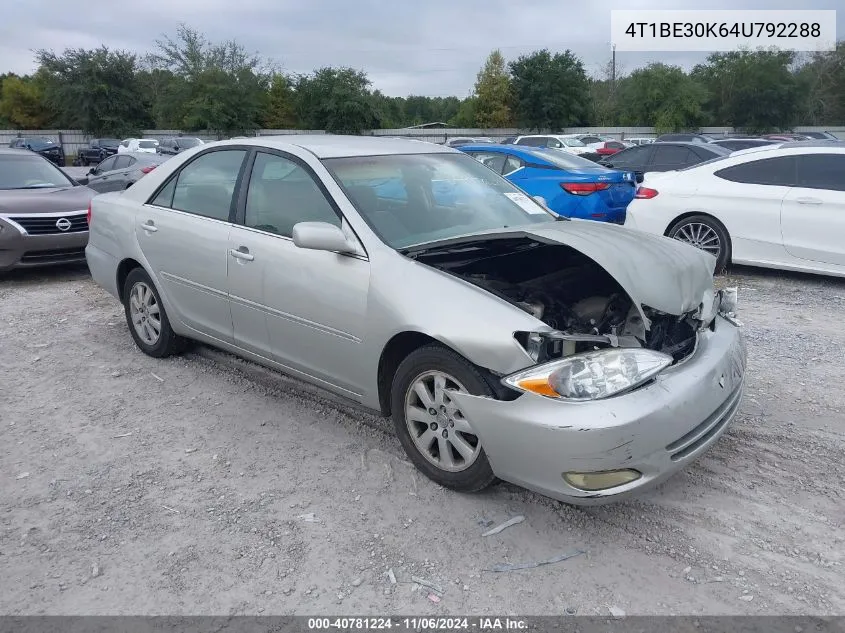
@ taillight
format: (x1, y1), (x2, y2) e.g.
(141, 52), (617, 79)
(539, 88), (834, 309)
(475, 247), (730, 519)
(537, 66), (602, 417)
(140, 166), (157, 174)
(86, 201), (92, 225)
(561, 182), (610, 195)
(634, 187), (659, 199)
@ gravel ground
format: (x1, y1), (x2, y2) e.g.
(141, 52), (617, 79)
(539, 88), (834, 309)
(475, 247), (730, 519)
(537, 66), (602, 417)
(0, 265), (843, 616)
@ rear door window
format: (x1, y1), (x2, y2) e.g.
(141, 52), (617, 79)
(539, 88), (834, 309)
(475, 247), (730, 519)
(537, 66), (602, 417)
(97, 156), (118, 172)
(652, 145), (694, 167)
(607, 145), (652, 168)
(795, 154), (845, 192)
(715, 156), (797, 186)
(151, 149), (247, 221)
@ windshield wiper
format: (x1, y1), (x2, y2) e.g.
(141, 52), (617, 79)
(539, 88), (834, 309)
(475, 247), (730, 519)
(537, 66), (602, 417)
(11, 184), (61, 189)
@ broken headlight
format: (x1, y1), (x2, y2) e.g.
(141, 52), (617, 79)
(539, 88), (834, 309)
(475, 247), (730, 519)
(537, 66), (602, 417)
(502, 348), (673, 401)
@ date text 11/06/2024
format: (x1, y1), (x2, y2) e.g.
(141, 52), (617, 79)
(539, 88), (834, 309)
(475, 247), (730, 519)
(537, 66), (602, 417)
(307, 617), (528, 630)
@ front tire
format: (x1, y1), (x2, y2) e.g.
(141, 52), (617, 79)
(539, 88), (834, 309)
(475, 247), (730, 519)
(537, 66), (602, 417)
(668, 214), (731, 273)
(390, 344), (497, 493)
(123, 268), (186, 357)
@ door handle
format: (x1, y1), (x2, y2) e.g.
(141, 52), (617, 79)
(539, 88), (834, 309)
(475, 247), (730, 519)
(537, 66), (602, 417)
(229, 247), (254, 262)
(141, 220), (158, 233)
(796, 197), (822, 205)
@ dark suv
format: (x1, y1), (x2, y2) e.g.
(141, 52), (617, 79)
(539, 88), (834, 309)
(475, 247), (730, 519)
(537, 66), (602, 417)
(76, 138), (120, 165)
(157, 137), (204, 155)
(8, 137), (65, 166)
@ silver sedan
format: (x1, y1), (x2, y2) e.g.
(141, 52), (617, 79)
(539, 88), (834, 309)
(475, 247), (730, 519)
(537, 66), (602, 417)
(85, 136), (746, 505)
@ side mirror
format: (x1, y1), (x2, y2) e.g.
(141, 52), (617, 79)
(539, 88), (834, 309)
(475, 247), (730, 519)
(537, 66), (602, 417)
(635, 172), (644, 184)
(292, 222), (356, 254)
(76, 177), (89, 185)
(532, 196), (549, 208)
(603, 162), (614, 168)
(87, 168), (96, 175)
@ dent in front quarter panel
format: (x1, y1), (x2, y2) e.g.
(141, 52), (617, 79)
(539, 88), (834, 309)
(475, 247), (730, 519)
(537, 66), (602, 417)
(358, 253), (543, 409)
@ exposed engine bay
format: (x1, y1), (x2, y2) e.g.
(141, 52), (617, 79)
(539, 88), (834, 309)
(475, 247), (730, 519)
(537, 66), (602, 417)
(414, 237), (702, 364)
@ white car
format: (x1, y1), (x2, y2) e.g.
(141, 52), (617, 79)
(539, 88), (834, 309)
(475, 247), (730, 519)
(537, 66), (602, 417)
(624, 141), (845, 276)
(626, 138), (656, 146)
(512, 135), (593, 157)
(118, 138), (159, 154)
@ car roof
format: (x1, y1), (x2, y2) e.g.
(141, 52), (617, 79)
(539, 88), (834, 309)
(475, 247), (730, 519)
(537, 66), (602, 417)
(208, 134), (456, 159)
(650, 141), (729, 152)
(458, 144), (569, 163)
(724, 140), (845, 159)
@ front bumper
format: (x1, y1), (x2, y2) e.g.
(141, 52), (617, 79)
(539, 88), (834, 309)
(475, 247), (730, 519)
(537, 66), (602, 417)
(449, 315), (746, 505)
(0, 221), (88, 271)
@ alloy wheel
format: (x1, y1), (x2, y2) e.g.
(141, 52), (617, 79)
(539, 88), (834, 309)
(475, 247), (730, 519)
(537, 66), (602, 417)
(673, 222), (722, 257)
(404, 370), (481, 473)
(129, 281), (162, 345)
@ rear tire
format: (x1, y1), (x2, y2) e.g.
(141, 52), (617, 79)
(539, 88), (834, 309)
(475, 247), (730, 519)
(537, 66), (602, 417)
(122, 268), (187, 358)
(668, 214), (731, 273)
(390, 344), (497, 493)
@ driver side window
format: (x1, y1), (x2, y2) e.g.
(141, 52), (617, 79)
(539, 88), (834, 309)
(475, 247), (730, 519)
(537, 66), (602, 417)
(244, 152), (341, 237)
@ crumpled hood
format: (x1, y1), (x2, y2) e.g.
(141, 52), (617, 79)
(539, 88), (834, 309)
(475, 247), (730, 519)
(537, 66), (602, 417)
(523, 220), (716, 316)
(411, 219), (716, 319)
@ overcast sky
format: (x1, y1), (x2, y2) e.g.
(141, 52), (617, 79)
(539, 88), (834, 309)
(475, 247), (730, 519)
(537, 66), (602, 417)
(2, 0), (841, 97)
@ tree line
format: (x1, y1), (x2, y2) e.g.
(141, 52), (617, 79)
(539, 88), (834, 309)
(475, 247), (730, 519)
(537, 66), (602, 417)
(1, 25), (843, 137)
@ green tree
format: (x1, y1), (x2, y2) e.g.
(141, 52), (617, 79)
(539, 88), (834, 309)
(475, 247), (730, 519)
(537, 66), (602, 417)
(693, 50), (800, 132)
(796, 42), (845, 125)
(0, 73), (53, 128)
(263, 73), (299, 129)
(617, 63), (706, 132)
(474, 50), (513, 128)
(294, 67), (381, 133)
(149, 25), (269, 136)
(35, 46), (149, 135)
(450, 97), (478, 127)
(509, 49), (590, 130)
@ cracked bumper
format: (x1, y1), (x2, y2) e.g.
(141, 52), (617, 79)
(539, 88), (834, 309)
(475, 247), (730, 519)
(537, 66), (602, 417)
(449, 315), (746, 505)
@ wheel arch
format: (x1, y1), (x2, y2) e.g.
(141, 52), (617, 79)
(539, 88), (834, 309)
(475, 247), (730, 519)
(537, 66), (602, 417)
(116, 258), (145, 303)
(376, 331), (513, 417)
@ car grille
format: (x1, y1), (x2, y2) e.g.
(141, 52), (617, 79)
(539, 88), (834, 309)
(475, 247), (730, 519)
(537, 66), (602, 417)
(10, 213), (88, 235)
(20, 247), (87, 264)
(665, 384), (743, 461)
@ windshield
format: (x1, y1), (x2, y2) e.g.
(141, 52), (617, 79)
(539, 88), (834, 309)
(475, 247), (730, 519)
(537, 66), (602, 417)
(323, 153), (556, 249)
(561, 138), (586, 147)
(532, 148), (605, 170)
(138, 140), (158, 149)
(0, 155), (74, 189)
(100, 139), (120, 148)
(179, 138), (202, 148)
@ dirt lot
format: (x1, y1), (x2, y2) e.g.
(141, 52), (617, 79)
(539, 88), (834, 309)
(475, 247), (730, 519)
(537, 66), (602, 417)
(1, 265), (843, 616)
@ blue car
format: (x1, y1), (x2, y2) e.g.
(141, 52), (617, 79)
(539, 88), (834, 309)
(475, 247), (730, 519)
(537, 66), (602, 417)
(458, 144), (637, 223)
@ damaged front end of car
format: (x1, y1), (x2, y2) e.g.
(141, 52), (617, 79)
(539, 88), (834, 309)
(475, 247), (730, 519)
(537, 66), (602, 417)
(410, 231), (739, 401)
